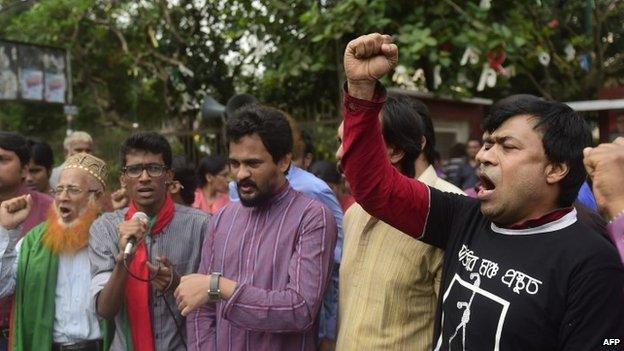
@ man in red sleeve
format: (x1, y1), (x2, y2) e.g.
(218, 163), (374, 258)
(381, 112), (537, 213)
(340, 33), (624, 350)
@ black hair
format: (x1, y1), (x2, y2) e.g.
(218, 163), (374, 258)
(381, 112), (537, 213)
(197, 155), (228, 187)
(120, 131), (172, 168)
(226, 105), (293, 163)
(382, 95), (433, 178)
(171, 155), (197, 205)
(27, 138), (54, 171)
(309, 160), (341, 185)
(226, 93), (259, 119)
(484, 94), (591, 207)
(0, 131), (30, 166)
(301, 129), (315, 156)
(419, 102), (437, 165)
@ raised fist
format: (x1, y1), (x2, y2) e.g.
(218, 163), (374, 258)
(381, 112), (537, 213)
(344, 33), (398, 99)
(0, 194), (33, 230)
(583, 137), (624, 220)
(111, 188), (129, 210)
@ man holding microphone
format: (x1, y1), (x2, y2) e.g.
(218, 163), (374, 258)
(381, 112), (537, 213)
(89, 132), (209, 350)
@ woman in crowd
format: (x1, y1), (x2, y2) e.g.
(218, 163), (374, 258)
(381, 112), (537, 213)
(192, 155), (230, 214)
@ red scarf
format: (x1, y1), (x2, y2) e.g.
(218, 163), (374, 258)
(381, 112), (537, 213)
(508, 207), (573, 230)
(124, 195), (175, 351)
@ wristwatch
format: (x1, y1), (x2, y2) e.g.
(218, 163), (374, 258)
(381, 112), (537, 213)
(208, 272), (222, 302)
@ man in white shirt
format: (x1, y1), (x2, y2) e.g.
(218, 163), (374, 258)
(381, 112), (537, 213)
(0, 153), (108, 351)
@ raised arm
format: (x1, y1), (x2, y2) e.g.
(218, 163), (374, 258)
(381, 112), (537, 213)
(583, 137), (624, 262)
(0, 195), (33, 297)
(341, 33), (430, 238)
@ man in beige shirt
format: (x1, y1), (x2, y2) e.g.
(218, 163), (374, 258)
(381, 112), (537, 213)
(336, 95), (464, 351)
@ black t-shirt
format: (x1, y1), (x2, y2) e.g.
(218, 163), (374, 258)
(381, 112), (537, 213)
(423, 188), (624, 351)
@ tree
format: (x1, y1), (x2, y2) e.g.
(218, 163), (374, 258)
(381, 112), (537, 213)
(1, 0), (622, 159)
(0, 0), (247, 161)
(246, 0), (624, 112)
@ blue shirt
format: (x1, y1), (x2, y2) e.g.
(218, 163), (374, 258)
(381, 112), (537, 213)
(229, 164), (343, 340)
(576, 181), (598, 212)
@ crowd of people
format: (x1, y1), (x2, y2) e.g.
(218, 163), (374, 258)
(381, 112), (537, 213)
(0, 32), (622, 351)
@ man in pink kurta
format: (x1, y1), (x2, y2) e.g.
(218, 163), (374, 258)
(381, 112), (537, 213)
(176, 105), (336, 351)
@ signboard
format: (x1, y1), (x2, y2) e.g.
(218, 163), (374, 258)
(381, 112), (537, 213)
(0, 39), (69, 104)
(63, 105), (78, 116)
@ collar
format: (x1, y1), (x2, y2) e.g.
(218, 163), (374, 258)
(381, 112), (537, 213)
(491, 208), (577, 235)
(417, 165), (438, 187)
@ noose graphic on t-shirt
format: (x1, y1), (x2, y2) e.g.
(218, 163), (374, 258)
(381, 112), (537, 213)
(448, 273), (481, 351)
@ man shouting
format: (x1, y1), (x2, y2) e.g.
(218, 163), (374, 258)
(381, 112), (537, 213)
(339, 33), (624, 350)
(0, 153), (108, 350)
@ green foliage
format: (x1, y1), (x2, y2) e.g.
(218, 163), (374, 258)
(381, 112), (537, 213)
(0, 0), (623, 164)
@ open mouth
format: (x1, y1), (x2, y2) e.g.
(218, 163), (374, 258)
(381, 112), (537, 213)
(237, 180), (257, 194)
(477, 172), (496, 199)
(58, 205), (72, 218)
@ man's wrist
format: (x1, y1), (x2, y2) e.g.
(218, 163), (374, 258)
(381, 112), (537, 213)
(346, 80), (376, 101)
(208, 272), (222, 302)
(607, 206), (624, 223)
(605, 201), (624, 222)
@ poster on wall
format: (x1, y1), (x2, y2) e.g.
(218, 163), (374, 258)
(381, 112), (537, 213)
(0, 40), (68, 104)
(43, 50), (66, 103)
(0, 42), (18, 100)
(18, 45), (44, 100)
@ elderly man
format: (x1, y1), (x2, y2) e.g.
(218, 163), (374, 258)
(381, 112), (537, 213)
(50, 131), (93, 188)
(0, 153), (108, 350)
(340, 33), (623, 350)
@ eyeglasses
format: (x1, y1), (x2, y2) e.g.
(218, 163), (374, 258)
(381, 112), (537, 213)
(122, 163), (168, 178)
(51, 186), (100, 197)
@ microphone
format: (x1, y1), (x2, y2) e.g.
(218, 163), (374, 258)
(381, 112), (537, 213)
(123, 211), (149, 259)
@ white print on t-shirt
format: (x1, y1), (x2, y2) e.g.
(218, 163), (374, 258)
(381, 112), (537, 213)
(501, 269), (542, 295)
(458, 245), (479, 271)
(435, 273), (510, 351)
(457, 244), (542, 295)
(448, 273), (481, 349)
(478, 258), (499, 279)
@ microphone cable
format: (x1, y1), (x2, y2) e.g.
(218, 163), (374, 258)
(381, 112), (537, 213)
(122, 254), (188, 350)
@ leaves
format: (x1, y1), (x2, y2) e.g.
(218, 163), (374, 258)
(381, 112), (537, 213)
(0, 0), (623, 144)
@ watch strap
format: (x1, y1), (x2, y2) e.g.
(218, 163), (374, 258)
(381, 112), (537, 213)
(208, 272), (222, 301)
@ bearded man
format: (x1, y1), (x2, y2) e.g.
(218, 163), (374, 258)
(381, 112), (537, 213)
(176, 105), (337, 351)
(0, 153), (108, 351)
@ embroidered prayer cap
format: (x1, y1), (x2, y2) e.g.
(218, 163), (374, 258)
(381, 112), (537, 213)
(63, 152), (109, 189)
